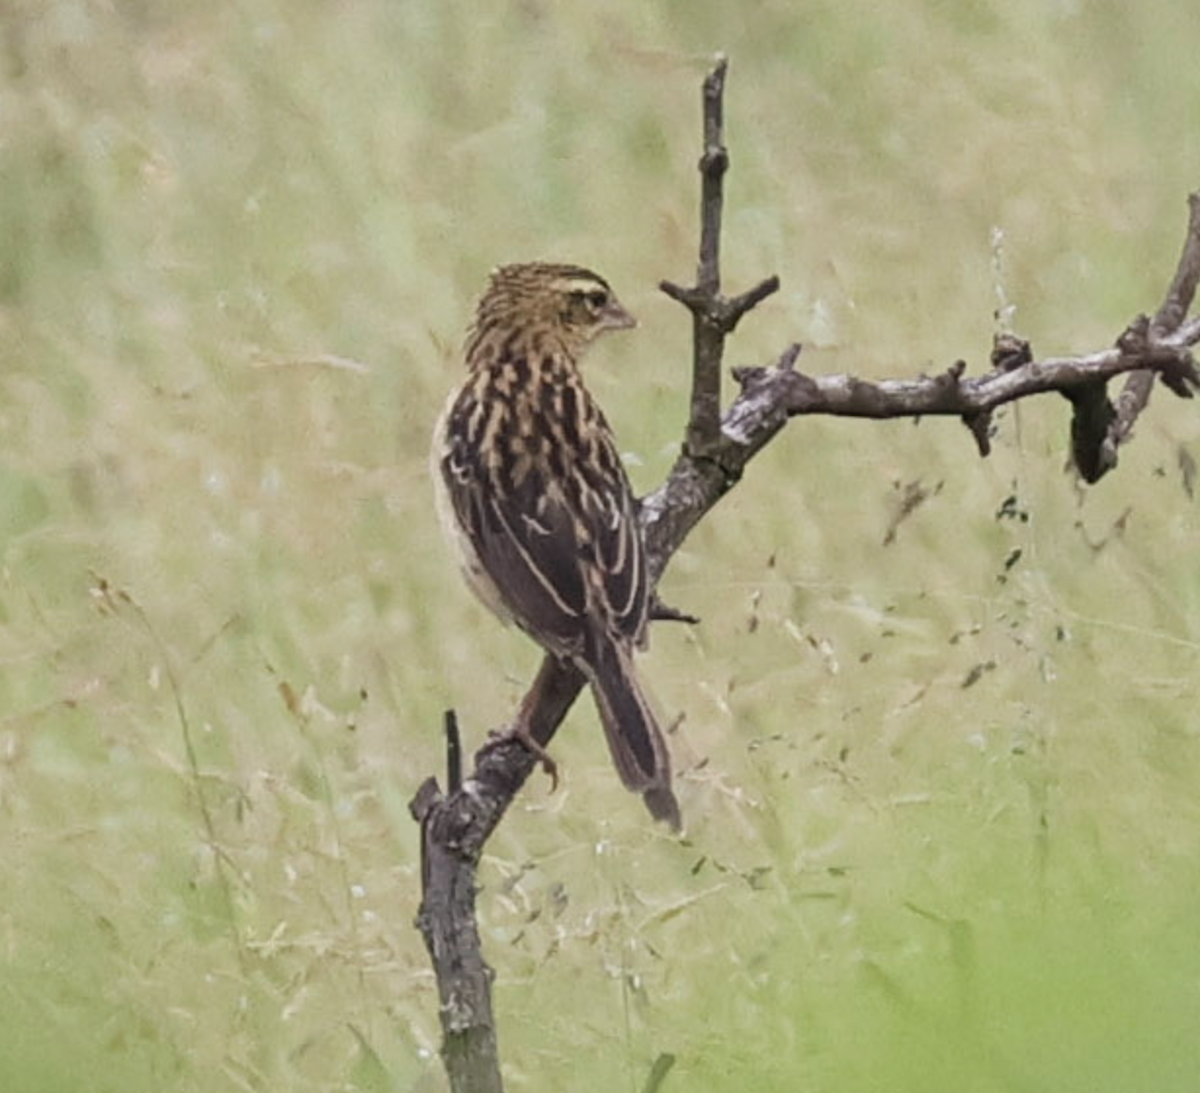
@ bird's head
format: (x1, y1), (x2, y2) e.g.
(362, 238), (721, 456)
(474, 262), (636, 356)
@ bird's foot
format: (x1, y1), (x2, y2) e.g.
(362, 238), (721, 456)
(495, 724), (560, 791)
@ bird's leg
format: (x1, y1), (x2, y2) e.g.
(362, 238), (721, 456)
(498, 678), (560, 790)
(506, 722), (559, 790)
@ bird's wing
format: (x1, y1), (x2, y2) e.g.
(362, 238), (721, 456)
(440, 435), (587, 651)
(439, 426), (647, 653)
(569, 433), (648, 643)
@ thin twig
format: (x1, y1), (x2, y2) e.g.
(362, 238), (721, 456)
(446, 709), (462, 793)
(660, 54), (781, 458)
(730, 333), (1198, 424)
(698, 56), (727, 297)
(690, 54), (728, 456)
(1152, 192), (1200, 336)
(1099, 191), (1200, 476)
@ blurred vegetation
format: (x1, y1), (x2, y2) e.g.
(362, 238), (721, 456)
(2, 1), (1200, 1090)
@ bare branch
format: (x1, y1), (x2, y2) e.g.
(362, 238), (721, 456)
(640, 321), (1200, 573)
(446, 709), (463, 792)
(1094, 192), (1200, 478)
(410, 728), (504, 1093)
(659, 54), (781, 459)
(727, 275), (782, 329)
(1152, 191), (1200, 336)
(697, 55), (728, 296)
(751, 336), (1198, 421)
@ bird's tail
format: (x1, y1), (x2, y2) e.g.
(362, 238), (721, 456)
(582, 636), (680, 831)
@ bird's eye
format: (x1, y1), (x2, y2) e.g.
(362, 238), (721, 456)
(585, 289), (608, 309)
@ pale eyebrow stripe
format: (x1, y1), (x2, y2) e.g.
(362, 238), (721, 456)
(551, 277), (608, 295)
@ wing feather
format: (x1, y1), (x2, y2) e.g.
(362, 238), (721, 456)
(438, 365), (649, 655)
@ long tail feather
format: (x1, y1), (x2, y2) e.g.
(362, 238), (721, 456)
(583, 637), (680, 830)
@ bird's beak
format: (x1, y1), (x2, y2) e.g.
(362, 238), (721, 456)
(602, 299), (638, 331)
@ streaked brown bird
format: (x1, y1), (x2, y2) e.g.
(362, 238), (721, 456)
(432, 262), (680, 829)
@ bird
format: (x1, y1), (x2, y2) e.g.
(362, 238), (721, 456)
(431, 261), (680, 830)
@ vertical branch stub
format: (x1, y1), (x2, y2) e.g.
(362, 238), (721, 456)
(697, 54), (729, 294)
(1152, 189), (1200, 337)
(687, 54), (731, 458)
(1104, 189), (1200, 473)
(445, 709), (463, 793)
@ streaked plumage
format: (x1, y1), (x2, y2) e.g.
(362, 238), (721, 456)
(432, 262), (680, 829)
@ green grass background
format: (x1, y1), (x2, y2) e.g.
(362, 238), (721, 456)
(3, 1), (1200, 1090)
